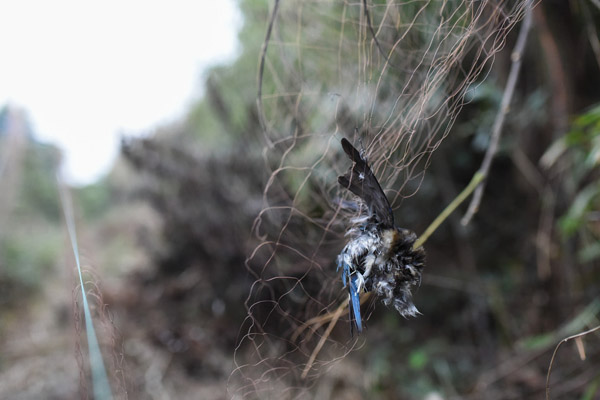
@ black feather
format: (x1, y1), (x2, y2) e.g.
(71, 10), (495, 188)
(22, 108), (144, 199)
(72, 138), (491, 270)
(338, 138), (394, 228)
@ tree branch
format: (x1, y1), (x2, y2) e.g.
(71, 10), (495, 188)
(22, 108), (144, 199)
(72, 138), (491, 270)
(461, 2), (533, 225)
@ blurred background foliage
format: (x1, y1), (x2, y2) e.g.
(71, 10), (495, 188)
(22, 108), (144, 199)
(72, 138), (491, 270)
(0, 107), (61, 299)
(1, 0), (600, 399)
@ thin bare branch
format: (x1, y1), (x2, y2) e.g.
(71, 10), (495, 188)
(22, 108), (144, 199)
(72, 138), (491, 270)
(363, 0), (399, 69)
(415, 172), (484, 248)
(257, 0), (280, 148)
(301, 301), (346, 380)
(461, 2), (533, 225)
(546, 324), (600, 400)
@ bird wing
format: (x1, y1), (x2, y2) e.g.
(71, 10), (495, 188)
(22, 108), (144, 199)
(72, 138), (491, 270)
(338, 138), (394, 228)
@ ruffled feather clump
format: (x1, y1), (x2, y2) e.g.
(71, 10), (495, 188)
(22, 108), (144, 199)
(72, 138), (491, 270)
(336, 138), (425, 333)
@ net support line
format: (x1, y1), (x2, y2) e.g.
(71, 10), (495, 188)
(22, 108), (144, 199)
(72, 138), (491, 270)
(58, 176), (113, 400)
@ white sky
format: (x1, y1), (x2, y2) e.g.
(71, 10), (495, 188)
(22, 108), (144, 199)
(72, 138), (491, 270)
(0, 0), (240, 185)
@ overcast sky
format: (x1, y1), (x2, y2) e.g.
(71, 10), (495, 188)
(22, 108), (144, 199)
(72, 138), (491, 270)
(0, 0), (240, 185)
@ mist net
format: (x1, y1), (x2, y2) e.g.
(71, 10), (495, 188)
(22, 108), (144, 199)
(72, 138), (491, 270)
(231, 1), (532, 397)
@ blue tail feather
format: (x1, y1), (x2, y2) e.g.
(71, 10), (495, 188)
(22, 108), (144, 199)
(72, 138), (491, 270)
(338, 259), (362, 332)
(349, 275), (363, 333)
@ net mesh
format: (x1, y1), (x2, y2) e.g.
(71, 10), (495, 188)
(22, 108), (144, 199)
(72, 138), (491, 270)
(231, 1), (532, 396)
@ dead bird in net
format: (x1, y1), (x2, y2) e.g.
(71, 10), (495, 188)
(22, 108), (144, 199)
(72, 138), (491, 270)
(336, 138), (425, 333)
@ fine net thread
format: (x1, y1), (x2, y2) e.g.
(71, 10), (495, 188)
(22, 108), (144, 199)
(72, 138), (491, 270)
(231, 1), (532, 397)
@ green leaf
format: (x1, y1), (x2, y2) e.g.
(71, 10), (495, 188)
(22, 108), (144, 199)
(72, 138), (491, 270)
(560, 184), (600, 237)
(409, 349), (428, 371)
(540, 137), (567, 169)
(574, 103), (600, 127)
(519, 333), (554, 350)
(581, 375), (600, 400)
